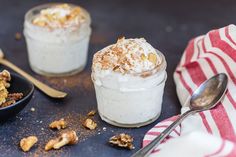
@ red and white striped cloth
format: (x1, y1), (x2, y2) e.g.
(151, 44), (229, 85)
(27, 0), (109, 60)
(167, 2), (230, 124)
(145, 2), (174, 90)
(143, 24), (236, 157)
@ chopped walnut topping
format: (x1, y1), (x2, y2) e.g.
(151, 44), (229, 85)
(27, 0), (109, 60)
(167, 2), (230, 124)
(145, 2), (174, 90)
(32, 4), (87, 29)
(20, 136), (38, 152)
(109, 133), (135, 150)
(87, 110), (96, 117)
(45, 130), (78, 151)
(140, 53), (146, 60)
(92, 38), (162, 74)
(49, 118), (67, 130)
(148, 53), (157, 64)
(83, 118), (97, 130)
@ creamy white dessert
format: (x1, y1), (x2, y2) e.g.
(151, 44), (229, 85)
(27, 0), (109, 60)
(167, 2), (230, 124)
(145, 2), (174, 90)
(24, 3), (91, 76)
(92, 37), (167, 127)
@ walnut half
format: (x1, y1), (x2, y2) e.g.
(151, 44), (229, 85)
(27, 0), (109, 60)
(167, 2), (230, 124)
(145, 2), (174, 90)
(20, 136), (38, 152)
(45, 130), (78, 151)
(49, 118), (67, 130)
(109, 133), (134, 150)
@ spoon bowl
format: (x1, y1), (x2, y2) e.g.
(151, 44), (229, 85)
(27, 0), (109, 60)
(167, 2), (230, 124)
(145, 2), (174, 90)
(190, 73), (228, 111)
(131, 73), (228, 157)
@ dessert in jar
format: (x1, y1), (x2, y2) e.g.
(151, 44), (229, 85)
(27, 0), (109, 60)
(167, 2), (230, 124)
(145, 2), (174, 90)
(24, 3), (91, 76)
(92, 37), (167, 127)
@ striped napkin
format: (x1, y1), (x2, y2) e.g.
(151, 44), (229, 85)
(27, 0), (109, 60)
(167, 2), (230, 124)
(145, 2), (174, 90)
(143, 24), (236, 157)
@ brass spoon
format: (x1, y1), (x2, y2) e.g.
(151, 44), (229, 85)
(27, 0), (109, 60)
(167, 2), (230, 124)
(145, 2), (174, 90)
(0, 49), (67, 98)
(131, 73), (228, 157)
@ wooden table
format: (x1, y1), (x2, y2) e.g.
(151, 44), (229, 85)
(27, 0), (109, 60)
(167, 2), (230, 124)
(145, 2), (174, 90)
(0, 0), (235, 156)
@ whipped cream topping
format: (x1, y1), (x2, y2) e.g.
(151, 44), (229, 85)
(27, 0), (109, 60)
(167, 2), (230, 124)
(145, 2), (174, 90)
(32, 4), (87, 29)
(92, 37), (162, 74)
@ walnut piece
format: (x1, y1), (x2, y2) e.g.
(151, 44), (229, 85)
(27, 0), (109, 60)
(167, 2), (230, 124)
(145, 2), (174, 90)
(8, 93), (23, 101)
(109, 133), (134, 150)
(0, 70), (11, 82)
(0, 87), (8, 105)
(1, 92), (24, 108)
(0, 70), (22, 108)
(15, 32), (22, 40)
(83, 118), (97, 130)
(45, 138), (60, 151)
(87, 110), (96, 117)
(49, 118), (67, 130)
(0, 70), (11, 106)
(148, 53), (157, 64)
(45, 130), (78, 151)
(1, 100), (15, 108)
(20, 136), (38, 152)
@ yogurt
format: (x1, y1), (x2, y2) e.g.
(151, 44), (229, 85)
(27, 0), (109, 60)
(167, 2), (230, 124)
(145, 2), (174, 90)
(24, 3), (91, 76)
(92, 37), (167, 127)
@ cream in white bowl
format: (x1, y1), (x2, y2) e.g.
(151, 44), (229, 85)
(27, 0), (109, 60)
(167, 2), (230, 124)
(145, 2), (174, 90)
(24, 3), (91, 76)
(92, 37), (167, 127)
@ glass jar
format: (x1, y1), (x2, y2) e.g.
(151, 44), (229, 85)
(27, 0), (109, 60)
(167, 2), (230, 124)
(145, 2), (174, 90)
(92, 50), (167, 128)
(23, 3), (91, 76)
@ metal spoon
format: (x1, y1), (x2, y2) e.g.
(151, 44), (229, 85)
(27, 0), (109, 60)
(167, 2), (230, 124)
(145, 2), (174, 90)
(0, 49), (67, 98)
(131, 73), (228, 157)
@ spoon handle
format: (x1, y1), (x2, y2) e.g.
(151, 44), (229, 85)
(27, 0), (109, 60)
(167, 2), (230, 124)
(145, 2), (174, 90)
(0, 59), (67, 98)
(131, 109), (195, 157)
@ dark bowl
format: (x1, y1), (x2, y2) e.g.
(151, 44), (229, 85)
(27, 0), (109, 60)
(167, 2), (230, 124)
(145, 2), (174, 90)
(0, 73), (34, 121)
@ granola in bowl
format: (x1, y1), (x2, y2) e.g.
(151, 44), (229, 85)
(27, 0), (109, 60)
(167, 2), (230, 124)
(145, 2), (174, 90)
(0, 70), (24, 109)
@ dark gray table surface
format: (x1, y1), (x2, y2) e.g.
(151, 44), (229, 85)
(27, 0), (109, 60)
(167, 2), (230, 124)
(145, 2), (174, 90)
(0, 0), (235, 156)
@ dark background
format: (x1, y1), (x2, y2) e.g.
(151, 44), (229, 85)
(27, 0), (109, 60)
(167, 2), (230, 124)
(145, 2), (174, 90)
(0, 0), (235, 156)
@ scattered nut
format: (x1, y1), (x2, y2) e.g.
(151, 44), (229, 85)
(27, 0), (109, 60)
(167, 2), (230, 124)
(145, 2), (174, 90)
(49, 118), (67, 130)
(83, 118), (97, 130)
(45, 130), (78, 151)
(15, 32), (22, 40)
(45, 138), (60, 151)
(109, 133), (134, 150)
(87, 110), (96, 116)
(20, 136), (38, 152)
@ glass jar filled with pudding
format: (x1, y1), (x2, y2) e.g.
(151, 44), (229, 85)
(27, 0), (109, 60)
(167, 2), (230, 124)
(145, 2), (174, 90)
(91, 37), (167, 128)
(24, 3), (91, 76)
